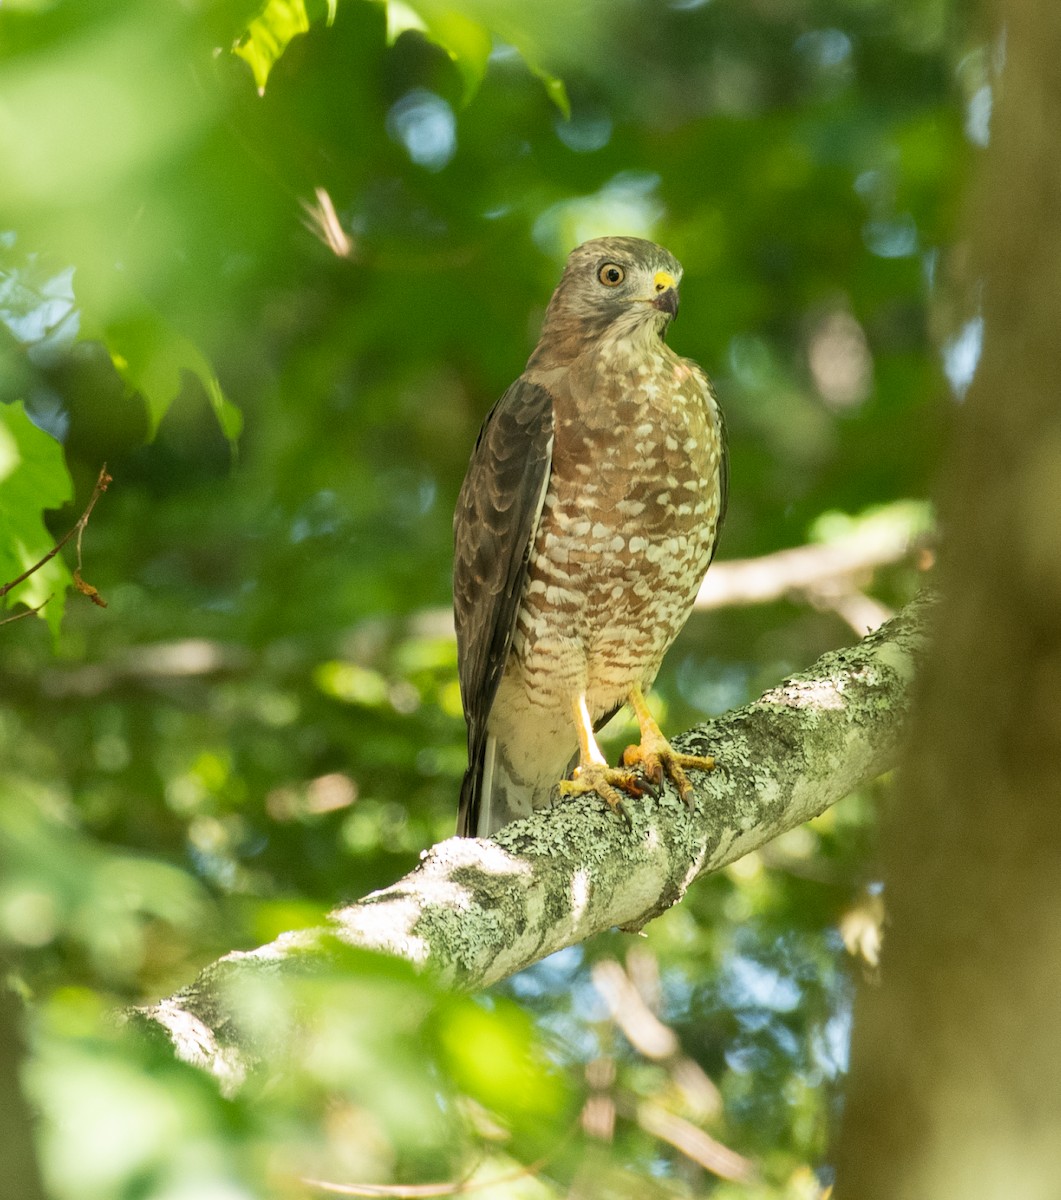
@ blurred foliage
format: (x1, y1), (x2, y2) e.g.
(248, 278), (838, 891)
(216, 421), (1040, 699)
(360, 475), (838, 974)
(0, 0), (974, 1195)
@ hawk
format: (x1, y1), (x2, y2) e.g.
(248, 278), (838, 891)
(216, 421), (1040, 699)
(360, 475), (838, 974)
(453, 236), (728, 838)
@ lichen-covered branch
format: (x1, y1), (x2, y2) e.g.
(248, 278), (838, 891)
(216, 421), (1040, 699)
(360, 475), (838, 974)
(134, 593), (933, 1091)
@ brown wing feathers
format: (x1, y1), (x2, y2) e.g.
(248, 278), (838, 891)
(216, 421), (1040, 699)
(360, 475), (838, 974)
(453, 379), (555, 835)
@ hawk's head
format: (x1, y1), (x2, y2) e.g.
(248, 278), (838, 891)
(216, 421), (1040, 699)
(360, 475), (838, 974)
(531, 236), (684, 368)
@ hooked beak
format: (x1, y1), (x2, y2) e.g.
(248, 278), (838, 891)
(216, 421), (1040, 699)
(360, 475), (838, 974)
(650, 269), (679, 318)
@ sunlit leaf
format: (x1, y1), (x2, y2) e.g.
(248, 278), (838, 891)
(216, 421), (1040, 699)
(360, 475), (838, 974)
(234, 0), (311, 93)
(530, 64), (570, 118)
(0, 401), (73, 637)
(384, 1), (567, 111)
(436, 1000), (568, 1130)
(103, 313), (242, 447)
(385, 0), (430, 42)
(415, 10), (493, 105)
(314, 661), (390, 706)
(809, 500), (933, 545)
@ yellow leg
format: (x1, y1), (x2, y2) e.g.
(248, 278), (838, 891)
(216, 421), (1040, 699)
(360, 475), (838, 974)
(622, 684), (714, 807)
(558, 694), (643, 816)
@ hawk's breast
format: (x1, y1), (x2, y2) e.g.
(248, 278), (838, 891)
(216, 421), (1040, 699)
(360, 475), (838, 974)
(512, 338), (724, 717)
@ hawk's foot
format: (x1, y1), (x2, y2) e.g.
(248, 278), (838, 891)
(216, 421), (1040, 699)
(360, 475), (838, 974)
(558, 764), (643, 828)
(622, 735), (714, 808)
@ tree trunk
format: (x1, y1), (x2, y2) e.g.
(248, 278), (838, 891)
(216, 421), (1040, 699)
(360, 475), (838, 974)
(833, 3), (1061, 1196)
(0, 976), (48, 1200)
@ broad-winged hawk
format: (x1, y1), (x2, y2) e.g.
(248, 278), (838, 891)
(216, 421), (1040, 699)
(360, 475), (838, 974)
(454, 236), (727, 837)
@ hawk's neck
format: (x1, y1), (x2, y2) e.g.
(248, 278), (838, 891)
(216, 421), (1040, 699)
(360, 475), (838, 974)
(527, 314), (671, 376)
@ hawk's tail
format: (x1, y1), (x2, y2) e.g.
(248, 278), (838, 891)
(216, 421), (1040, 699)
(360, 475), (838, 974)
(457, 734), (555, 838)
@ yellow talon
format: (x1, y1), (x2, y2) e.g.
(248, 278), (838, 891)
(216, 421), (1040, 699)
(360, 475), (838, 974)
(559, 763), (644, 807)
(558, 764), (640, 829)
(559, 688), (713, 827)
(623, 684), (714, 807)
(622, 740), (714, 805)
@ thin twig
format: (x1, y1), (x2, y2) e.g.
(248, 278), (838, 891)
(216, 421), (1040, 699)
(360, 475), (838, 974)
(0, 463), (112, 606)
(0, 595), (51, 627)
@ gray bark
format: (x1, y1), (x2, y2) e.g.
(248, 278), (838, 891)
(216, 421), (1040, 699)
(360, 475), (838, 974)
(134, 593), (933, 1093)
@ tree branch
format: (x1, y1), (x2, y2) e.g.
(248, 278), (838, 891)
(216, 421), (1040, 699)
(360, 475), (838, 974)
(693, 523), (920, 612)
(133, 592), (934, 1091)
(694, 520), (930, 634)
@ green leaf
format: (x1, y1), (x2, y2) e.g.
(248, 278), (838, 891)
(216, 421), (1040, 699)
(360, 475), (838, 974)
(384, 0), (430, 42)
(201, 371), (245, 448)
(528, 62), (570, 118)
(436, 998), (568, 1128)
(104, 313), (243, 448)
(235, 0), (566, 112)
(233, 0), (311, 94)
(384, 2), (567, 112)
(0, 401), (73, 638)
(417, 10), (494, 105)
(809, 500), (933, 546)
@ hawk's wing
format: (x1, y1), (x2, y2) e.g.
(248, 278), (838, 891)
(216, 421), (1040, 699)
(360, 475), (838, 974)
(709, 391), (729, 564)
(453, 377), (555, 836)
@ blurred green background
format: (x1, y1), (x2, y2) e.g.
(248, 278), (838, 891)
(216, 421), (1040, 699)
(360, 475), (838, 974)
(1, 0), (975, 1195)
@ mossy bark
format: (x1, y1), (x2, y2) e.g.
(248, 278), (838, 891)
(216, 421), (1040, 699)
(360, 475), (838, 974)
(134, 596), (932, 1093)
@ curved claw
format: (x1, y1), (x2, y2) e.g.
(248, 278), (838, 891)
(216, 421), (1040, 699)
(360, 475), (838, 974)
(558, 763), (643, 825)
(623, 740), (715, 809)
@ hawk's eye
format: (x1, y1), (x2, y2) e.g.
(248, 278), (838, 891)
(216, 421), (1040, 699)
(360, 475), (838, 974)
(598, 263), (625, 287)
